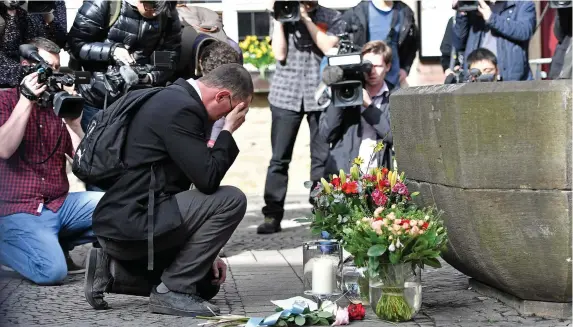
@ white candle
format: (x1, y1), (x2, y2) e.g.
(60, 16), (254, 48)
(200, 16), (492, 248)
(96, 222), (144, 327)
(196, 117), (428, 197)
(312, 257), (335, 295)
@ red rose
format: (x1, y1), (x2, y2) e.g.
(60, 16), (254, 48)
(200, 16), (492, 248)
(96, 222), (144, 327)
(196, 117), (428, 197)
(422, 222), (429, 230)
(378, 179), (390, 189)
(382, 168), (389, 175)
(348, 303), (365, 320)
(342, 181), (359, 194)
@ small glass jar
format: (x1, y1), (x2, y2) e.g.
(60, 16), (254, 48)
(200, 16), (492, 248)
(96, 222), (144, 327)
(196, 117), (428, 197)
(340, 259), (370, 305)
(369, 263), (422, 322)
(303, 240), (343, 299)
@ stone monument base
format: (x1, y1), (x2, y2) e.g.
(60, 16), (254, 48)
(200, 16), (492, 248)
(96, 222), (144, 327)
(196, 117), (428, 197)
(469, 278), (572, 319)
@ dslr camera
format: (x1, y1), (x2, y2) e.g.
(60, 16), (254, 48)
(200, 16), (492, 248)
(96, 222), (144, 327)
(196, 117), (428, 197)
(454, 0), (489, 12)
(3, 0), (56, 13)
(323, 35), (372, 107)
(19, 44), (90, 119)
(271, 1), (318, 23)
(103, 50), (177, 97)
(444, 68), (496, 84)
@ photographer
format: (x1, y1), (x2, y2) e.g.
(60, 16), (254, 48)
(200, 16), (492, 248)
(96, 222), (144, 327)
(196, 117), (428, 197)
(67, 0), (182, 132)
(320, 41), (394, 176)
(0, 0), (67, 88)
(452, 0), (536, 82)
(257, 0), (346, 235)
(337, 0), (418, 87)
(0, 38), (103, 286)
(466, 48), (499, 81)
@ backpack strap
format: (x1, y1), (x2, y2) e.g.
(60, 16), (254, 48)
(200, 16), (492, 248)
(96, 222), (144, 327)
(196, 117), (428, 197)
(108, 0), (121, 28)
(147, 163), (156, 270)
(386, 5), (400, 45)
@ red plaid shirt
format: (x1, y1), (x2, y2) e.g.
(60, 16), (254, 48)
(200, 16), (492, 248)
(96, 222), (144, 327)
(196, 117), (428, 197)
(0, 88), (73, 217)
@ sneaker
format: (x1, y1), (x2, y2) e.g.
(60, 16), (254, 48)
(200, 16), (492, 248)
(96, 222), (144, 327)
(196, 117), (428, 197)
(65, 252), (86, 274)
(149, 287), (220, 317)
(256, 217), (282, 234)
(84, 248), (112, 310)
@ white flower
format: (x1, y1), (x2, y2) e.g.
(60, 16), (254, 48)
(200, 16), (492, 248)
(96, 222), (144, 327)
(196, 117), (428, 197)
(391, 204), (396, 209)
(396, 238), (403, 248)
(389, 242), (396, 252)
(424, 215), (430, 221)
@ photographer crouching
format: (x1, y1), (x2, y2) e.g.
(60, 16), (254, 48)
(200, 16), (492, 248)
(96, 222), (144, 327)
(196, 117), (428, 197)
(67, 0), (181, 134)
(320, 41), (395, 175)
(0, 38), (103, 285)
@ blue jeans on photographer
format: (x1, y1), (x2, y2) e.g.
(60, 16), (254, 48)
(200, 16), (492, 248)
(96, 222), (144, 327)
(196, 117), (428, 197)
(80, 105), (105, 192)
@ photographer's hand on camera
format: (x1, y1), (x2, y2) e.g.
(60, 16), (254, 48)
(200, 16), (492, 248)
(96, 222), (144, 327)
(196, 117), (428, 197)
(19, 72), (47, 104)
(362, 89), (373, 108)
(476, 0), (492, 21)
(112, 45), (135, 65)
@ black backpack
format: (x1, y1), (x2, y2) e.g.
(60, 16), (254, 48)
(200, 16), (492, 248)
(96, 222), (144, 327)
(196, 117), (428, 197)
(72, 87), (163, 189)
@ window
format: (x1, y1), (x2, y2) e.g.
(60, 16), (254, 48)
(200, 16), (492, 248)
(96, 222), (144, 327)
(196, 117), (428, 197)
(238, 12), (271, 40)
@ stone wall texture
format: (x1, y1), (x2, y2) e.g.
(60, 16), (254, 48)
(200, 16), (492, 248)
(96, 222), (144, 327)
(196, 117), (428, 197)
(390, 80), (572, 303)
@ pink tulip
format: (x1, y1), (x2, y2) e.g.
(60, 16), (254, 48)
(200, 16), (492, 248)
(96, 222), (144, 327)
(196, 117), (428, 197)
(332, 307), (350, 326)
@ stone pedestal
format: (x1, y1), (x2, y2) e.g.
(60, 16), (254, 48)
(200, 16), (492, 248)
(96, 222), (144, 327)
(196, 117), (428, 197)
(389, 80), (572, 316)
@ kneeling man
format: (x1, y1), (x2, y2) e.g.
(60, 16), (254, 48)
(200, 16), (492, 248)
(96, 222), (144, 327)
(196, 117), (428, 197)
(85, 63), (253, 317)
(0, 38), (103, 285)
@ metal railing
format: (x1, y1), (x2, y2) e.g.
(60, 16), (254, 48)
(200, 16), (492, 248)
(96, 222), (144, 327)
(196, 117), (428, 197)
(529, 58), (553, 80)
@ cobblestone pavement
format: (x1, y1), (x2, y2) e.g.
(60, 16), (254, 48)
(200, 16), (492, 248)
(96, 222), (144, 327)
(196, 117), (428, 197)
(2, 109), (572, 326)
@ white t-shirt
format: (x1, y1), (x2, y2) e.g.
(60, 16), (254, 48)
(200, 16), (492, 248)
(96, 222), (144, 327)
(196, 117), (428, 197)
(358, 83), (389, 172)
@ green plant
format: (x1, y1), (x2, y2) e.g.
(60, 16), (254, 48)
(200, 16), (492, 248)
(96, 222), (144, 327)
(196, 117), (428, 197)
(239, 35), (275, 78)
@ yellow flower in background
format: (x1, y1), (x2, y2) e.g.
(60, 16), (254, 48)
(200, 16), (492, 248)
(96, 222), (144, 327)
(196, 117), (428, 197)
(241, 35), (275, 73)
(265, 36), (271, 42)
(353, 157), (364, 166)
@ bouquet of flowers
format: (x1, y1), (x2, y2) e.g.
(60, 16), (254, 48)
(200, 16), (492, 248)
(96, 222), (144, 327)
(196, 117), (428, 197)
(305, 142), (417, 242)
(342, 204), (448, 322)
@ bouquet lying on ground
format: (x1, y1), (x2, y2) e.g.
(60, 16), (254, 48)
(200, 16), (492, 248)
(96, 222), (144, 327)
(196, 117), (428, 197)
(197, 298), (366, 327)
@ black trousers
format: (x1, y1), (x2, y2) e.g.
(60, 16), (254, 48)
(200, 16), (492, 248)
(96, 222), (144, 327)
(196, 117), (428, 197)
(262, 105), (329, 221)
(99, 186), (247, 295)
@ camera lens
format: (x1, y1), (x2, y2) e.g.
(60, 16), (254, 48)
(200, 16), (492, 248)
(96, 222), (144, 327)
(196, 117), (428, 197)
(340, 86), (356, 101)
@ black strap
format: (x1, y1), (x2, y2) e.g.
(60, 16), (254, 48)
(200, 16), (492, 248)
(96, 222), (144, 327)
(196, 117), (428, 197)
(147, 164), (156, 270)
(386, 6), (400, 45)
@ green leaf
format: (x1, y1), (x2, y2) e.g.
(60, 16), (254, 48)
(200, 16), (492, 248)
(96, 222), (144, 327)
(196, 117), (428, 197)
(295, 315), (306, 326)
(275, 307), (284, 312)
(318, 318), (330, 325)
(423, 257), (442, 268)
(389, 251), (400, 264)
(317, 311), (333, 318)
(303, 307), (311, 314)
(367, 244), (387, 257)
(411, 191), (420, 197)
(287, 316), (295, 322)
(277, 320), (288, 327)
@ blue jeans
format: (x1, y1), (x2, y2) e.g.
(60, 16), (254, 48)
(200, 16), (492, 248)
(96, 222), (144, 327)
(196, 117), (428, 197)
(0, 192), (104, 285)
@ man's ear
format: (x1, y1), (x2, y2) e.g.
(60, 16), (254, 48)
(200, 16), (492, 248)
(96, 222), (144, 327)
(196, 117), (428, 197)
(215, 90), (231, 102)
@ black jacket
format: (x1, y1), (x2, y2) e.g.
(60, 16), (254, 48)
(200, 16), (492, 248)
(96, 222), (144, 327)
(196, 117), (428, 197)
(549, 8), (572, 80)
(67, 0), (181, 108)
(439, 17), (462, 72)
(340, 1), (419, 74)
(93, 79), (239, 241)
(320, 82), (396, 177)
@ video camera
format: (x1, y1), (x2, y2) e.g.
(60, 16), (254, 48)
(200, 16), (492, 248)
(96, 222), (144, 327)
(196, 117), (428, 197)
(321, 35), (372, 107)
(444, 68), (496, 84)
(19, 44), (90, 119)
(273, 1), (300, 22)
(3, 1), (56, 13)
(103, 50), (177, 97)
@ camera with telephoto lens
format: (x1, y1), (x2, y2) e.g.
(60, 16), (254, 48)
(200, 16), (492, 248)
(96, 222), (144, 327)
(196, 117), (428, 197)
(19, 44), (90, 119)
(273, 1), (300, 22)
(103, 50), (177, 96)
(3, 1), (56, 13)
(324, 35), (372, 108)
(444, 67), (496, 84)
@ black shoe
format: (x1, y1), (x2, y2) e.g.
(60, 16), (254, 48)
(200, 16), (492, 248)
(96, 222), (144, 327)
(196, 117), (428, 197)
(65, 251), (86, 275)
(84, 248), (111, 310)
(256, 217), (282, 234)
(149, 287), (221, 317)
